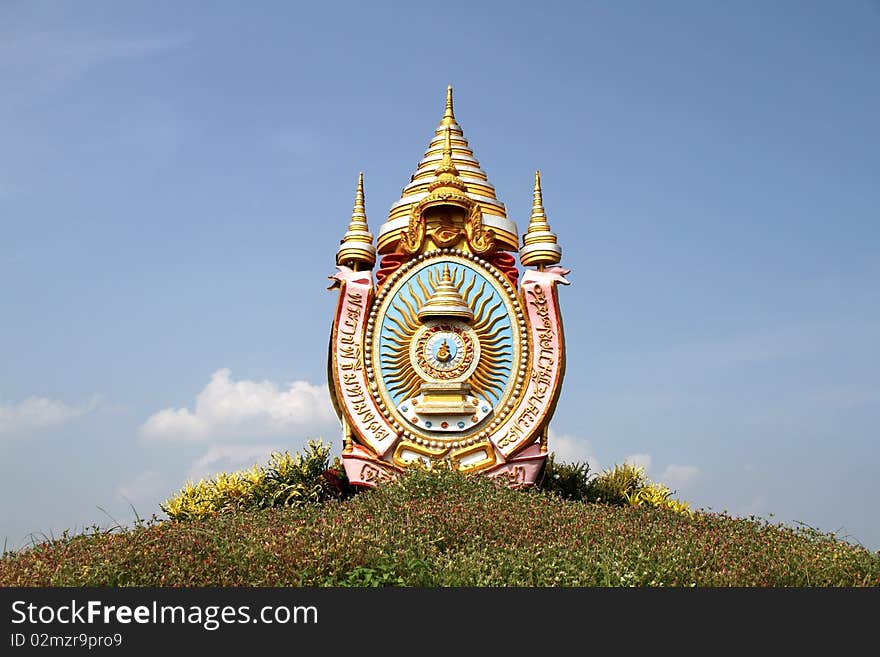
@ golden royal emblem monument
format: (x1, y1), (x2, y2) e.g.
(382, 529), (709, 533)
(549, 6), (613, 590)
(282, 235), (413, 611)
(329, 87), (569, 487)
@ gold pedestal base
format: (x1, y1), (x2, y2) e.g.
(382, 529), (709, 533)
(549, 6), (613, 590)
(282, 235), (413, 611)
(417, 382), (476, 415)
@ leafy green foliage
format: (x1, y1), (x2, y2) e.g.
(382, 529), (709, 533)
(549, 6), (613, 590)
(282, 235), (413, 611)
(539, 453), (593, 500)
(587, 462), (648, 505)
(161, 440), (349, 520)
(2, 467), (877, 587)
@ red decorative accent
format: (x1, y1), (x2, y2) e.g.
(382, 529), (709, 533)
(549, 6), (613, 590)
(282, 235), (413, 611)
(488, 251), (519, 288)
(376, 251), (518, 288)
(375, 253), (410, 288)
(321, 468), (351, 498)
(441, 421), (449, 429)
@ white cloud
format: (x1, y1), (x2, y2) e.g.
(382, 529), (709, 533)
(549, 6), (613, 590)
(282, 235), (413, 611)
(659, 464), (701, 491)
(623, 452), (652, 471)
(142, 407), (209, 441)
(141, 369), (337, 443)
(186, 444), (285, 482)
(547, 429), (601, 473)
(116, 471), (168, 510)
(0, 395), (100, 438)
(619, 455), (700, 491)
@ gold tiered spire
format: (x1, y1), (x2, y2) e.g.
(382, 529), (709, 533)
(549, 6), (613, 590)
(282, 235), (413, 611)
(520, 170), (562, 268)
(336, 172), (377, 270)
(376, 86), (519, 254)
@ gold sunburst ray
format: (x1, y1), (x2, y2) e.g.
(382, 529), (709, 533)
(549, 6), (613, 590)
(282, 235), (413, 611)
(474, 296), (502, 320)
(473, 300), (505, 327)
(414, 276), (432, 307)
(409, 279), (427, 308)
(386, 369), (421, 388)
(398, 294), (421, 326)
(393, 297), (419, 327)
(475, 314), (507, 338)
(480, 340), (511, 353)
(388, 299), (417, 324)
(388, 374), (422, 399)
(380, 344), (408, 357)
(479, 344), (511, 357)
(480, 327), (512, 344)
(467, 280), (488, 309)
(385, 311), (418, 335)
(461, 274), (477, 305)
(479, 355), (513, 368)
(469, 377), (504, 400)
(472, 294), (496, 326)
(452, 266), (464, 289)
(383, 362), (416, 381)
(382, 322), (411, 340)
(380, 340), (409, 354)
(381, 327), (410, 344)
(471, 367), (508, 386)
(470, 381), (505, 400)
(381, 353), (410, 367)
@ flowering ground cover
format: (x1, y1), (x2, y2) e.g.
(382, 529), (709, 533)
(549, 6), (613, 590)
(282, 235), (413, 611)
(2, 468), (877, 587)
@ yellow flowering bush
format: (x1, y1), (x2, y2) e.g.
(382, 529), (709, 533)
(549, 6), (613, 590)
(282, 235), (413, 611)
(161, 440), (347, 520)
(624, 480), (694, 518)
(543, 459), (694, 517)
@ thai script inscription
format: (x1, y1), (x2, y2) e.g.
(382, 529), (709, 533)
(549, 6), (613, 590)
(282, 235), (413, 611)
(336, 289), (391, 444)
(496, 282), (558, 451)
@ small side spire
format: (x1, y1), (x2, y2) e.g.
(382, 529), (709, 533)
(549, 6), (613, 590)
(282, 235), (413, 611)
(336, 172), (376, 270)
(520, 170), (562, 268)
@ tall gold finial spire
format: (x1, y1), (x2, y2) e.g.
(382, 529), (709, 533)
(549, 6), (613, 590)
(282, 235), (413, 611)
(336, 172), (376, 270)
(353, 171), (366, 217)
(532, 170), (546, 221)
(442, 85), (455, 126)
(520, 169), (562, 268)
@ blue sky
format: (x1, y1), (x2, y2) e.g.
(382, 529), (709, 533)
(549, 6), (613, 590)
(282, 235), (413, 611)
(1, 1), (878, 551)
